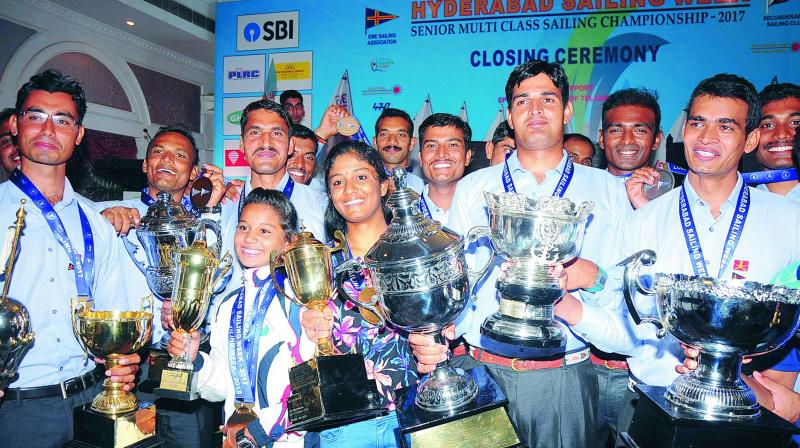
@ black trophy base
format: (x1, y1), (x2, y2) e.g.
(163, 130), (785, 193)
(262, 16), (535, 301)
(621, 384), (799, 448)
(396, 366), (521, 448)
(138, 346), (170, 394)
(286, 353), (385, 432)
(153, 368), (199, 401)
(65, 404), (162, 448)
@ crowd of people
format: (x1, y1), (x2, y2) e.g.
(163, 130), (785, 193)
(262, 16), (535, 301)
(0, 60), (798, 448)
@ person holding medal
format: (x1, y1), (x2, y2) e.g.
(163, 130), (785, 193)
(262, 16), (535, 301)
(301, 140), (417, 448)
(752, 82), (800, 201)
(409, 60), (631, 448)
(0, 69), (143, 447)
(417, 113), (473, 224)
(560, 73), (800, 443)
(167, 187), (315, 448)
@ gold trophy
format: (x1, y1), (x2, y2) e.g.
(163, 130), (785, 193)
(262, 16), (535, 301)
(270, 229), (383, 431)
(0, 200), (35, 391)
(69, 297), (156, 448)
(154, 236), (232, 400)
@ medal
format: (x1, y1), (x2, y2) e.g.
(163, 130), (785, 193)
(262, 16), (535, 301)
(190, 176), (213, 209)
(357, 287), (384, 325)
(336, 116), (360, 137)
(226, 403), (259, 427)
(643, 169), (675, 200)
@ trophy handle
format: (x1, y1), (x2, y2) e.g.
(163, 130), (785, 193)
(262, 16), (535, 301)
(269, 249), (291, 300)
(70, 298), (93, 355)
(617, 249), (666, 337)
(197, 218), (223, 258)
(465, 226), (496, 302)
(211, 253), (234, 293)
(330, 229), (347, 258)
(140, 294), (154, 313)
(334, 259), (386, 327)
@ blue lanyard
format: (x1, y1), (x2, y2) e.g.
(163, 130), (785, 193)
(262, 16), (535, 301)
(238, 177), (295, 219)
(10, 169), (94, 298)
(679, 184), (750, 279)
(140, 188), (198, 217)
(344, 242), (366, 291)
(228, 277), (277, 404)
(502, 155), (574, 198)
(743, 168), (798, 184)
(419, 189), (433, 219)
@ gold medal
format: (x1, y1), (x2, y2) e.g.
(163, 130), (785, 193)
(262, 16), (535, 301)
(226, 403), (259, 427)
(336, 116), (360, 137)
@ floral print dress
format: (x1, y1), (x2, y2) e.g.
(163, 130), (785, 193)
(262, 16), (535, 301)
(330, 252), (418, 411)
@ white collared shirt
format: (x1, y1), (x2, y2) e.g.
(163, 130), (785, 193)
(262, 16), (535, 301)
(575, 175), (800, 386)
(447, 151), (631, 355)
(0, 178), (143, 387)
(756, 182), (800, 203)
(419, 184), (449, 224)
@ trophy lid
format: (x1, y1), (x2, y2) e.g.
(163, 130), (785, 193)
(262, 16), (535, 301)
(284, 226), (326, 253)
(138, 191), (196, 232)
(364, 168), (462, 267)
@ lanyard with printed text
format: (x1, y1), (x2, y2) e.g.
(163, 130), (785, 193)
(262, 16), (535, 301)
(502, 155), (574, 198)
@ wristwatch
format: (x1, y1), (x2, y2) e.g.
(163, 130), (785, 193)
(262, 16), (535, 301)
(199, 205), (222, 214)
(236, 428), (257, 448)
(585, 266), (607, 293)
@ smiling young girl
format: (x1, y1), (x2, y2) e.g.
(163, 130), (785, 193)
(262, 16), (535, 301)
(302, 141), (418, 447)
(168, 188), (316, 448)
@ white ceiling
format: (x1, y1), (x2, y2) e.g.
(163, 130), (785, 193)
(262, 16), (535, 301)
(50, 0), (215, 65)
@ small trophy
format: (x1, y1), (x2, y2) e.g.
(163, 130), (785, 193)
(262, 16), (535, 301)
(619, 250), (800, 448)
(270, 229), (384, 431)
(471, 192), (593, 356)
(0, 200), (35, 391)
(153, 236), (232, 401)
(68, 297), (158, 448)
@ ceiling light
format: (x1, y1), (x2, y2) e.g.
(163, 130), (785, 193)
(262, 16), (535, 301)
(125, 20), (135, 27)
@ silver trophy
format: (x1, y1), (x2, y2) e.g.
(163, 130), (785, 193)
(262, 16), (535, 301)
(336, 169), (493, 412)
(469, 192), (593, 353)
(621, 249), (800, 419)
(133, 192), (223, 299)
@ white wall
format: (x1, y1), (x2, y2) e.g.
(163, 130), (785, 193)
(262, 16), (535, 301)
(0, 0), (214, 164)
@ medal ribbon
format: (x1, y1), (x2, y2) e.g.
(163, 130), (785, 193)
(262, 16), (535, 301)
(238, 177), (295, 219)
(679, 184), (750, 279)
(10, 169), (94, 298)
(228, 277), (277, 404)
(743, 168), (798, 184)
(140, 188), (199, 217)
(502, 154), (574, 198)
(419, 188), (433, 220)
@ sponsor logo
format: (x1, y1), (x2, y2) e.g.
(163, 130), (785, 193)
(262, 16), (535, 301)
(370, 57), (395, 72)
(733, 260), (750, 272)
(227, 110), (243, 125)
(365, 8), (398, 32)
(223, 55), (265, 94)
(361, 85), (401, 96)
(237, 12), (299, 51)
(372, 102), (391, 111)
(225, 149), (249, 167)
(228, 68), (260, 80)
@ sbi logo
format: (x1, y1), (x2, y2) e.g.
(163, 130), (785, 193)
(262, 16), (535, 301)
(243, 23), (260, 42)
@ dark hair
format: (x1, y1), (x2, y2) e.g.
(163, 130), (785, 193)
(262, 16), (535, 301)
(418, 113), (473, 143)
(505, 60), (569, 109)
(759, 82), (800, 109)
(16, 69), (87, 124)
(146, 126), (199, 166)
(240, 187), (299, 241)
(291, 123), (316, 144)
(323, 141), (391, 242)
(602, 88), (662, 132)
(279, 89), (303, 105)
(374, 108), (414, 136)
(564, 133), (596, 156)
(491, 121), (514, 145)
(686, 74), (761, 134)
(240, 99), (293, 137)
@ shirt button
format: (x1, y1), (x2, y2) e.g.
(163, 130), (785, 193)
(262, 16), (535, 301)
(48, 247), (54, 252)
(49, 278), (55, 282)
(708, 227), (714, 232)
(52, 309), (58, 314)
(59, 366), (64, 371)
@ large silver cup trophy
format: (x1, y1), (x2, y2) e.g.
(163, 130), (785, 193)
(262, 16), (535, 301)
(470, 192), (593, 353)
(0, 200), (34, 390)
(336, 169), (519, 447)
(621, 249), (800, 420)
(134, 192), (223, 299)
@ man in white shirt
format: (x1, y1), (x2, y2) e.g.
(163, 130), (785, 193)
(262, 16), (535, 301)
(752, 82), (800, 201)
(417, 113), (473, 223)
(373, 108), (426, 193)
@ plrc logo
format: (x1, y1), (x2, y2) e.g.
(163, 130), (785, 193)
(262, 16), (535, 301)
(243, 22), (260, 42)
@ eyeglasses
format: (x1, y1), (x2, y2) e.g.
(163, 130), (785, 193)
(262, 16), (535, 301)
(19, 110), (77, 129)
(284, 103), (304, 111)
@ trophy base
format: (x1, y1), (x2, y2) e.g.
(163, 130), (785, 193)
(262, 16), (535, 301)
(621, 384), (799, 448)
(286, 354), (385, 432)
(481, 312), (566, 356)
(152, 368), (199, 401)
(66, 404), (162, 448)
(395, 366), (521, 448)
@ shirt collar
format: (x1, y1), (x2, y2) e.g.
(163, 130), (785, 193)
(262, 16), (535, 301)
(7, 172), (77, 210)
(245, 266), (271, 289)
(506, 149), (569, 176)
(683, 173), (744, 211)
(246, 171), (290, 196)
